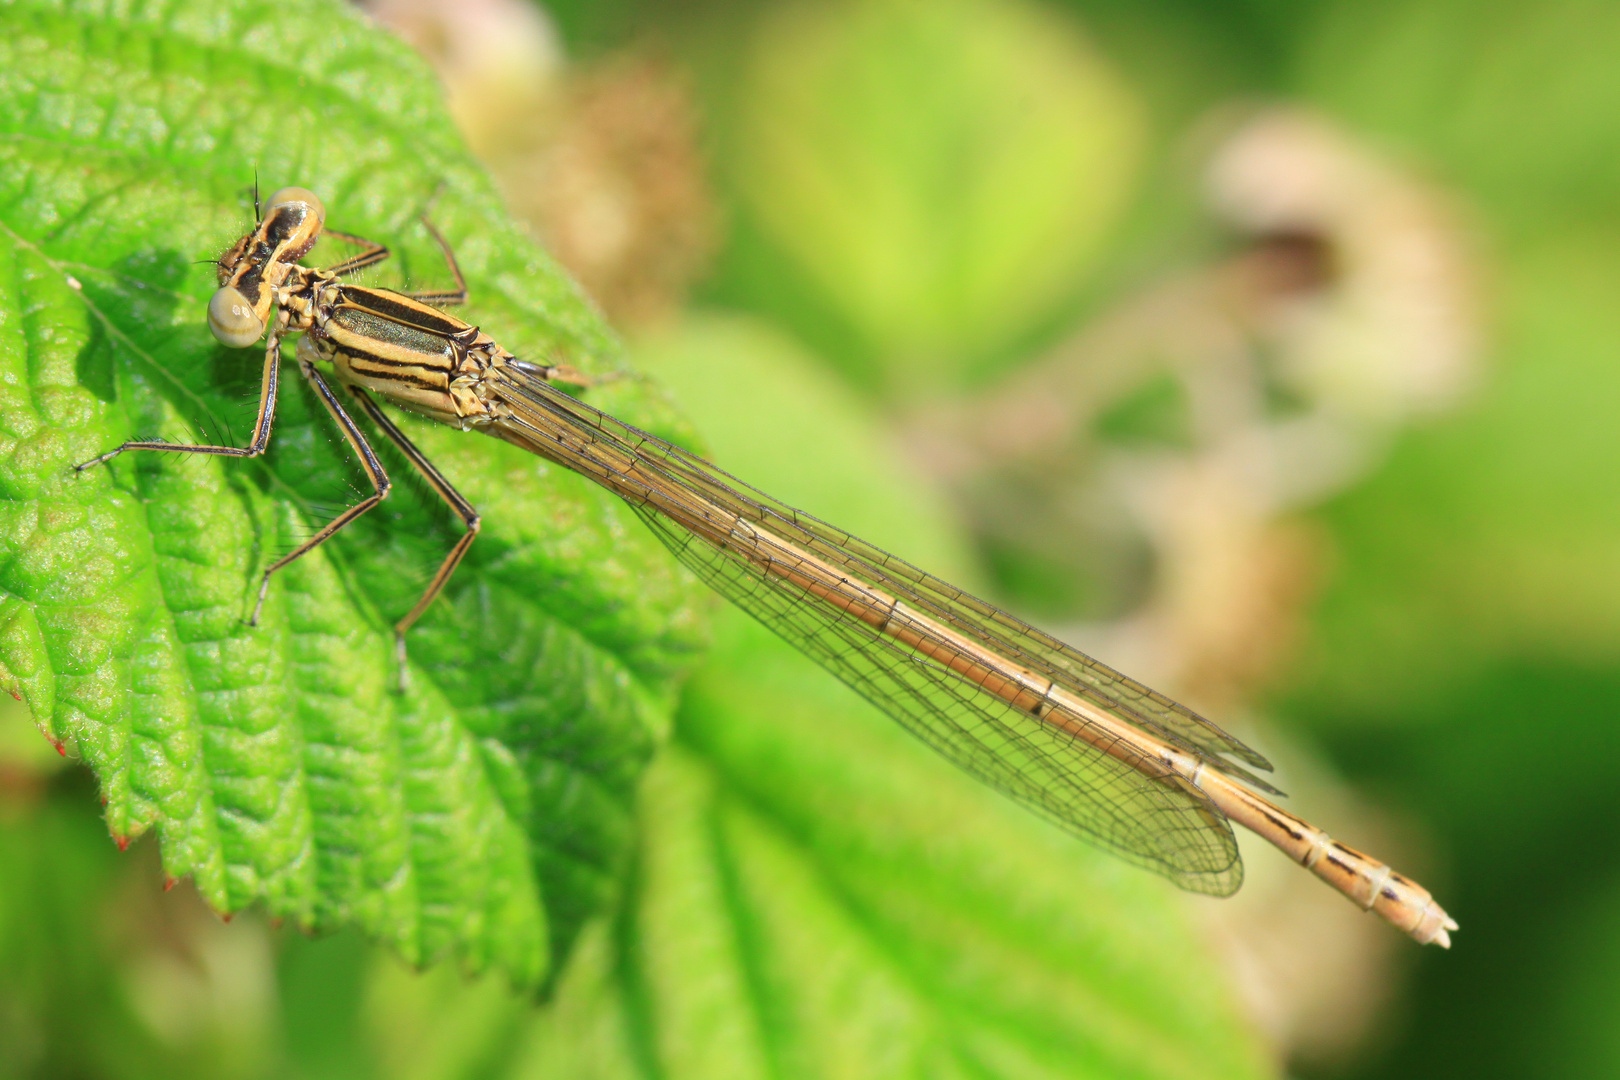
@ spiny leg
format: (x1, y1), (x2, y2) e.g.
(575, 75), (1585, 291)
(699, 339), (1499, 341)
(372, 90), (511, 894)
(320, 228), (392, 277)
(327, 216), (464, 306)
(344, 386), (481, 688)
(249, 358), (393, 627)
(402, 216), (469, 307)
(407, 218), (599, 389)
(75, 324), (286, 470)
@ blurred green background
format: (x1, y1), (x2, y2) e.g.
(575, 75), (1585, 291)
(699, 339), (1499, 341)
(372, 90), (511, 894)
(6, 0), (1620, 1076)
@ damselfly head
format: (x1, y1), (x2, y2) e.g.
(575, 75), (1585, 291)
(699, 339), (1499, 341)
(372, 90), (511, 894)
(208, 187), (329, 347)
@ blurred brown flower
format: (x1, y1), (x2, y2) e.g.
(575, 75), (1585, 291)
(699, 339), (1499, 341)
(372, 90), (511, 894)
(507, 53), (718, 330)
(365, 0), (718, 328)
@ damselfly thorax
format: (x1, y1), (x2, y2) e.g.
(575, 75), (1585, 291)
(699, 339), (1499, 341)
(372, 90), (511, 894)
(77, 188), (1459, 949)
(300, 283), (541, 430)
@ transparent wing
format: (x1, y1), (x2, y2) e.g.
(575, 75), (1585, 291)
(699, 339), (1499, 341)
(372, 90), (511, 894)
(632, 503), (1242, 892)
(500, 371), (1278, 784)
(491, 368), (1254, 893)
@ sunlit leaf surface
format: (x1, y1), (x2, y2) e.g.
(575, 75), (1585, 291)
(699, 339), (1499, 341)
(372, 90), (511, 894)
(0, 0), (708, 986)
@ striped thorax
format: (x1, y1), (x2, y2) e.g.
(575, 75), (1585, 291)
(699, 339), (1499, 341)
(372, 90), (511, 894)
(297, 285), (510, 430)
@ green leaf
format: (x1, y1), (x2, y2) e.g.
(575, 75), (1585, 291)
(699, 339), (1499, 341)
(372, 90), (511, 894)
(597, 652), (1267, 1080)
(0, 0), (708, 986)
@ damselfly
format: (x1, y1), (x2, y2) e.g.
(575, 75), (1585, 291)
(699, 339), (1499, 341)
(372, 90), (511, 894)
(80, 188), (1458, 946)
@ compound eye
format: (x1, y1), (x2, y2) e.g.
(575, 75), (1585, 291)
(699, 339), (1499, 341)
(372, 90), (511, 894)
(265, 186), (325, 225)
(208, 286), (265, 348)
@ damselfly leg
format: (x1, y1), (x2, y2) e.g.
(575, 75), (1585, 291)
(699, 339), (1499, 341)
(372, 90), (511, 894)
(317, 228), (393, 277)
(397, 218), (470, 307)
(250, 354), (393, 627)
(341, 384), (481, 673)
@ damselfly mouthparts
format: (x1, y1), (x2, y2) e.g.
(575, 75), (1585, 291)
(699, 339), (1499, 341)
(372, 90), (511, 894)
(80, 188), (1458, 946)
